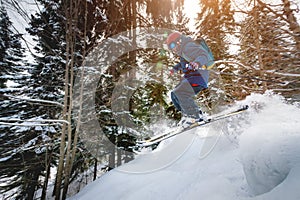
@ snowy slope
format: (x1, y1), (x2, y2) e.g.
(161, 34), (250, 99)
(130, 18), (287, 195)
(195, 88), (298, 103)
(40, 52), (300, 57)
(69, 93), (300, 200)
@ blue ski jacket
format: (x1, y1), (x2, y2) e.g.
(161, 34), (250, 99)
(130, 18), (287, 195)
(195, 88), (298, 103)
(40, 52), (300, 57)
(172, 35), (213, 88)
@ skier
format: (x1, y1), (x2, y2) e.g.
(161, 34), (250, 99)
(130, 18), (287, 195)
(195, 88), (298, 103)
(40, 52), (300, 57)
(165, 31), (215, 128)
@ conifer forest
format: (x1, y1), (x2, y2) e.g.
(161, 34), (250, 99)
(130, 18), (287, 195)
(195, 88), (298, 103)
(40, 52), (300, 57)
(0, 0), (299, 199)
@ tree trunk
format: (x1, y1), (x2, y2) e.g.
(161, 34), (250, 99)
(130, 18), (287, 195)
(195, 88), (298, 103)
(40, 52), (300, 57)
(253, 1), (266, 90)
(54, 35), (70, 200)
(41, 154), (51, 200)
(117, 148), (122, 166)
(109, 145), (116, 169)
(62, 0), (82, 199)
(93, 158), (97, 181)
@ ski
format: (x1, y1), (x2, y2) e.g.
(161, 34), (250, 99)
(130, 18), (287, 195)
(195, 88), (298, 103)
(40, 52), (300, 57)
(136, 105), (249, 149)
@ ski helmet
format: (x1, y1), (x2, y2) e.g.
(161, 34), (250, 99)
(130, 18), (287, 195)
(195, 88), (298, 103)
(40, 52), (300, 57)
(165, 32), (182, 49)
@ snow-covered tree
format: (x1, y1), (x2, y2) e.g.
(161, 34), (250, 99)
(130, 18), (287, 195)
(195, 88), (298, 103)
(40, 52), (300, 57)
(193, 0), (236, 108)
(0, 3), (44, 200)
(0, 3), (25, 89)
(91, 0), (191, 171)
(0, 0), (107, 198)
(26, 0), (107, 199)
(238, 0), (300, 99)
(195, 0), (235, 60)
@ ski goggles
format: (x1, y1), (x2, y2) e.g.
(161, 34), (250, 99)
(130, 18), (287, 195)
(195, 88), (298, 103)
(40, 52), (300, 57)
(168, 38), (180, 50)
(168, 42), (177, 49)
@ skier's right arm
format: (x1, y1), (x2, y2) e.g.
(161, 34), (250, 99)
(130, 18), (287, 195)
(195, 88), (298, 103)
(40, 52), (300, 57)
(172, 63), (181, 72)
(169, 62), (181, 75)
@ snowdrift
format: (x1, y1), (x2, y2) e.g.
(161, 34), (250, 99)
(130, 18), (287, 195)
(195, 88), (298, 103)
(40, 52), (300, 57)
(70, 93), (300, 200)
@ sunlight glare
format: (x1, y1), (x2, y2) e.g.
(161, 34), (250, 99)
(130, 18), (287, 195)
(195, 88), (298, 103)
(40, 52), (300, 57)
(183, 0), (200, 31)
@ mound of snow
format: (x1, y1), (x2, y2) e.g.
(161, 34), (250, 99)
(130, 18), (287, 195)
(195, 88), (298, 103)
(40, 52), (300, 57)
(239, 93), (300, 195)
(69, 93), (300, 200)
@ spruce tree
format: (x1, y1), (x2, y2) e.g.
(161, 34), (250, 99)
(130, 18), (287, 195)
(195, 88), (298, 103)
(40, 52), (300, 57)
(0, 3), (42, 199)
(0, 4), (25, 90)
(238, 2), (299, 99)
(25, 0), (107, 198)
(194, 0), (236, 108)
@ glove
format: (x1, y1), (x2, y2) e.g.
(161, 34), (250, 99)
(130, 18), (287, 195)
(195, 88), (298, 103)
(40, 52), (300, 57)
(189, 62), (199, 69)
(170, 69), (175, 76)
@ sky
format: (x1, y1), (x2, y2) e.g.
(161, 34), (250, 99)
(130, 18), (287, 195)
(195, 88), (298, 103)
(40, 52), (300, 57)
(183, 0), (200, 32)
(5, 0), (38, 61)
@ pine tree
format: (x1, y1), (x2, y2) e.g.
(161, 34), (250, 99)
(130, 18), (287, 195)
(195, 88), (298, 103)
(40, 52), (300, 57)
(194, 0), (236, 108)
(25, 0), (107, 198)
(0, 4), (25, 90)
(91, 0), (191, 170)
(0, 3), (44, 199)
(238, 1), (300, 99)
(0, 0), (107, 198)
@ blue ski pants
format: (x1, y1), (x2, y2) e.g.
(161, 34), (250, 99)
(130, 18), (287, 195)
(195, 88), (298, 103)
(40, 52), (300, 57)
(171, 79), (204, 118)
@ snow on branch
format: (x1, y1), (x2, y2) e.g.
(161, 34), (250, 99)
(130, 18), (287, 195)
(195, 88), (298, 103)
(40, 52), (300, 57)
(0, 118), (69, 126)
(0, 122), (57, 126)
(4, 94), (64, 107)
(215, 60), (300, 78)
(265, 70), (300, 77)
(0, 118), (69, 124)
(215, 60), (254, 70)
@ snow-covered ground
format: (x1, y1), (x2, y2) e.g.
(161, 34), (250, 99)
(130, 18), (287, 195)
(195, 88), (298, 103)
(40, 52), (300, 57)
(69, 93), (300, 200)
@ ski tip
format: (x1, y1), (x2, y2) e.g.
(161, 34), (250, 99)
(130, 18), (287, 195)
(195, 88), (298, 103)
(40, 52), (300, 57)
(237, 105), (249, 111)
(243, 105), (249, 110)
(136, 137), (151, 144)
